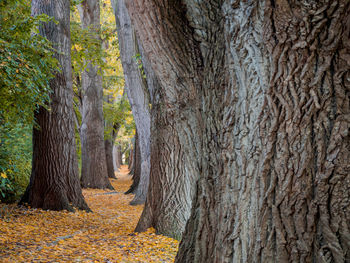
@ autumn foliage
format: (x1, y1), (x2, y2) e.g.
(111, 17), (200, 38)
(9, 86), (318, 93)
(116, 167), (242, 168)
(0, 166), (178, 262)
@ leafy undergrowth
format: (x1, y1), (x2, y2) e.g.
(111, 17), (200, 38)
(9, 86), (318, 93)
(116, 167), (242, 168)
(0, 166), (179, 262)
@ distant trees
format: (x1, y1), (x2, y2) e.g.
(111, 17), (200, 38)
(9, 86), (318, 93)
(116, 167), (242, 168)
(112, 0), (151, 205)
(128, 0), (350, 262)
(78, 0), (113, 190)
(20, 0), (89, 211)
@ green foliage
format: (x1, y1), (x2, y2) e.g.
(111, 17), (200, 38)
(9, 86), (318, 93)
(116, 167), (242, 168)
(0, 0), (60, 202)
(104, 94), (135, 141)
(0, 0), (58, 125)
(0, 123), (32, 202)
(132, 53), (146, 79)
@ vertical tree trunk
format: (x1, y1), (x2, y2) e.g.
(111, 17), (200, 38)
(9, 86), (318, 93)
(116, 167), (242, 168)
(127, 147), (133, 170)
(118, 144), (123, 165)
(113, 144), (123, 170)
(111, 0), (151, 205)
(124, 0), (200, 238)
(105, 139), (116, 179)
(105, 113), (119, 179)
(20, 0), (90, 212)
(128, 0), (350, 262)
(125, 131), (141, 195)
(78, 0), (113, 190)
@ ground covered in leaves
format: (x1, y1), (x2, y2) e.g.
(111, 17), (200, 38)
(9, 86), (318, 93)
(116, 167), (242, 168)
(0, 166), (178, 262)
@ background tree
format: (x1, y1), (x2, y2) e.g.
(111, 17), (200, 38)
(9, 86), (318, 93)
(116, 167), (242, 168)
(77, 0), (113, 189)
(114, 0), (199, 238)
(20, 0), (90, 212)
(125, 130), (141, 195)
(111, 0), (151, 205)
(128, 0), (350, 262)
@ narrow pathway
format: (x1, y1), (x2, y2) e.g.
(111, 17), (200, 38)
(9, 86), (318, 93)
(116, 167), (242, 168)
(0, 166), (178, 262)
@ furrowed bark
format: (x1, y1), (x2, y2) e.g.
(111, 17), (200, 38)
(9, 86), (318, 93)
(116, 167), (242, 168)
(128, 0), (350, 261)
(111, 0), (151, 205)
(125, 131), (141, 194)
(126, 0), (200, 239)
(78, 0), (113, 190)
(20, 0), (90, 212)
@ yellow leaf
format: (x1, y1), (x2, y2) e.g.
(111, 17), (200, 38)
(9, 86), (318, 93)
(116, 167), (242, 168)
(1, 172), (7, 179)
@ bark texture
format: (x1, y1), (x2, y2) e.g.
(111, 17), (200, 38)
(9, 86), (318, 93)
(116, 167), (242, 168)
(126, 0), (200, 239)
(111, 0), (151, 205)
(125, 132), (141, 195)
(128, 0), (350, 262)
(105, 117), (119, 179)
(78, 0), (113, 189)
(105, 139), (116, 179)
(20, 0), (90, 212)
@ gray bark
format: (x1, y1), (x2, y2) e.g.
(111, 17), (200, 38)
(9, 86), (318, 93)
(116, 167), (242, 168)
(78, 0), (113, 189)
(111, 0), (151, 205)
(105, 138), (117, 179)
(127, 0), (350, 262)
(20, 0), (90, 212)
(125, 131), (141, 195)
(122, 0), (199, 239)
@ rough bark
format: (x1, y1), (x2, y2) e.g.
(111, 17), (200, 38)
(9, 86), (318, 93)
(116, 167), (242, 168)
(20, 0), (90, 212)
(111, 0), (151, 205)
(105, 139), (116, 179)
(125, 0), (200, 238)
(105, 115), (119, 179)
(128, 0), (350, 262)
(78, 0), (113, 190)
(125, 131), (141, 195)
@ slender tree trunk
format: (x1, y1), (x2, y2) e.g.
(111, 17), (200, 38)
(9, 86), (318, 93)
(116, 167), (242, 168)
(118, 144), (123, 165)
(111, 0), (151, 205)
(105, 109), (119, 179)
(20, 0), (90, 212)
(113, 144), (122, 170)
(128, 0), (350, 262)
(105, 139), (116, 179)
(127, 147), (133, 170)
(78, 0), (113, 190)
(125, 131), (141, 195)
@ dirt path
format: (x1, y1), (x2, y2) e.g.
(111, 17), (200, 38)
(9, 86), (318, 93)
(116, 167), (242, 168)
(0, 166), (178, 262)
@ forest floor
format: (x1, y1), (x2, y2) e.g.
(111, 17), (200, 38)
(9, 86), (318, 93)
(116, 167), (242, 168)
(0, 166), (179, 262)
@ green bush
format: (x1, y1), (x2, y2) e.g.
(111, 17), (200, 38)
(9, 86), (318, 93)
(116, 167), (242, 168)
(0, 123), (32, 202)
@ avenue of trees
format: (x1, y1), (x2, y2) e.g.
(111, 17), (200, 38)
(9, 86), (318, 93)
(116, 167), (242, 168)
(1, 0), (349, 262)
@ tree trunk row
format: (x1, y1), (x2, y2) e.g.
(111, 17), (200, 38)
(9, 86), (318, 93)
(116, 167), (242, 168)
(111, 0), (151, 205)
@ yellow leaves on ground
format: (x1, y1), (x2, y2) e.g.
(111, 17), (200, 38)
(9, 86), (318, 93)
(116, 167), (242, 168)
(0, 166), (178, 262)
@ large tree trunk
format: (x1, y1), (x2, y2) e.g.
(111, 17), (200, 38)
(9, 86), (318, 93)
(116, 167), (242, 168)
(78, 0), (113, 190)
(123, 0), (200, 238)
(20, 0), (90, 212)
(111, 0), (151, 205)
(128, 0), (350, 262)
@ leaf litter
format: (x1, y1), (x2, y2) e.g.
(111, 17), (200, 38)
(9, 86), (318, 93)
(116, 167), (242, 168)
(0, 166), (178, 262)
